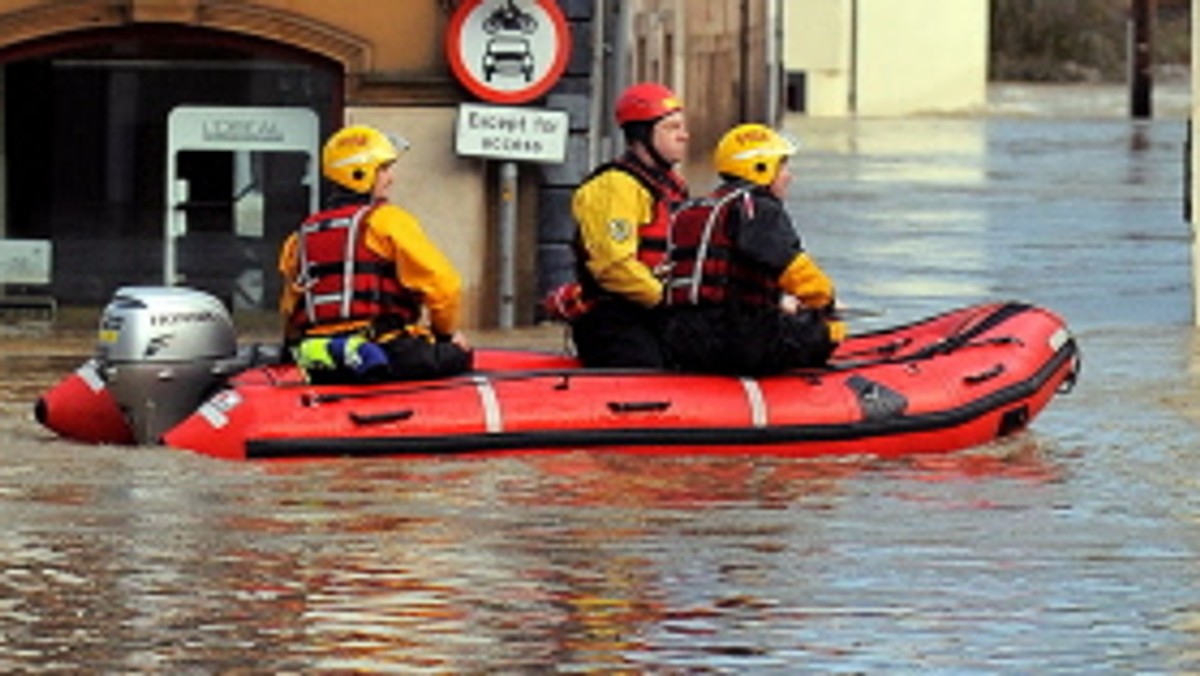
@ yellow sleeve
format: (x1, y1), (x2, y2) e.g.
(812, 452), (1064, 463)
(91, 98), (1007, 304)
(572, 170), (663, 307)
(779, 252), (835, 310)
(277, 231), (300, 318)
(364, 204), (463, 336)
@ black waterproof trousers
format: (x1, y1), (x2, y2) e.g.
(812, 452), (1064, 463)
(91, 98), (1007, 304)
(570, 297), (666, 369)
(380, 335), (474, 381)
(662, 305), (835, 375)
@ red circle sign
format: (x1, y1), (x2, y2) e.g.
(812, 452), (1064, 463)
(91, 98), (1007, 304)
(445, 0), (572, 104)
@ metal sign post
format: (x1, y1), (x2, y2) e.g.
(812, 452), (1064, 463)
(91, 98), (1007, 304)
(498, 162), (519, 328)
(445, 1), (572, 328)
(454, 104), (568, 328)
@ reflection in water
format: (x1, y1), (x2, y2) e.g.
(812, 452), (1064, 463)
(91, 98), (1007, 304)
(0, 434), (1066, 672)
(786, 117), (994, 325)
(285, 446), (1058, 671)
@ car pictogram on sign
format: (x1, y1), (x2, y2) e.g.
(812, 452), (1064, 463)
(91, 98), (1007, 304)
(483, 36), (534, 82)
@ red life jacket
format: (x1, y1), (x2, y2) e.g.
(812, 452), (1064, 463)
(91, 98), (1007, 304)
(575, 154), (688, 299)
(665, 185), (780, 308)
(618, 155), (688, 274)
(288, 204), (422, 336)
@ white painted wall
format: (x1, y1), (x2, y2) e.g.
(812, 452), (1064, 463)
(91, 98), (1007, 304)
(856, 0), (988, 116)
(784, 0), (989, 117)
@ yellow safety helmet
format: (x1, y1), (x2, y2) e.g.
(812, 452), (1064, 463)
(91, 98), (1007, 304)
(322, 125), (407, 194)
(713, 123), (798, 186)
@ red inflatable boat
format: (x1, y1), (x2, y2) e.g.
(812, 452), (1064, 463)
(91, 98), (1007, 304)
(36, 288), (1078, 461)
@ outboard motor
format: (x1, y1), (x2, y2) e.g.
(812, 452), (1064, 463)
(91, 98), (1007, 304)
(97, 286), (238, 444)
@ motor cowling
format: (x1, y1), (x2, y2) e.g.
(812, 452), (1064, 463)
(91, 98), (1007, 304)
(98, 286), (238, 444)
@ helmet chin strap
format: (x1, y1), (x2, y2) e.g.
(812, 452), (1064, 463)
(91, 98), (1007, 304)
(628, 138), (673, 173)
(643, 139), (673, 171)
(624, 118), (674, 172)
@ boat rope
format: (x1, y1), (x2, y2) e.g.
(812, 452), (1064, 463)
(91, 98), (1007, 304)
(302, 335), (1035, 406)
(296, 303), (1043, 405)
(835, 336), (913, 360)
(824, 302), (1030, 365)
(302, 367), (674, 405)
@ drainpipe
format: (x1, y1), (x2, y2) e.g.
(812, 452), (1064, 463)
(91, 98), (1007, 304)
(589, 0), (607, 168)
(739, 0), (750, 121)
(766, 0), (782, 124)
(600, 0), (629, 158)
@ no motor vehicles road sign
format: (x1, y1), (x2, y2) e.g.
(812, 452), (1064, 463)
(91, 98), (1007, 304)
(445, 0), (571, 105)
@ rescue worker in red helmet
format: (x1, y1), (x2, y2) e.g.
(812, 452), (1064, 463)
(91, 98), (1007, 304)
(564, 81), (690, 368)
(661, 123), (845, 375)
(278, 124), (473, 383)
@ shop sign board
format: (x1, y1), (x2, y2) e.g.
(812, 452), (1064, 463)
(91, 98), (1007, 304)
(0, 240), (51, 285)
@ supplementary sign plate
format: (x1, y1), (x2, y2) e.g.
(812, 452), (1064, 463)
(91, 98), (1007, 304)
(455, 103), (568, 164)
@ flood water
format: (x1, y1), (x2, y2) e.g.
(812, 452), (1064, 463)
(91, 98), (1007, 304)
(4, 84), (1200, 672)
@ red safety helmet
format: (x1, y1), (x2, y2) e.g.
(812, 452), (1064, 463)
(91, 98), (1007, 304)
(614, 82), (683, 126)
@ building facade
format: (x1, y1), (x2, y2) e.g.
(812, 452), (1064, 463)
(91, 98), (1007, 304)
(0, 0), (778, 327)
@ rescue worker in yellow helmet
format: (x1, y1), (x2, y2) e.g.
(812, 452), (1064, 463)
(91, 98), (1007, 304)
(563, 81), (690, 368)
(278, 124), (472, 383)
(661, 123), (844, 375)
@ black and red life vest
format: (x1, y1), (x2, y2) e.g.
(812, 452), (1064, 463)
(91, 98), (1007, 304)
(575, 154), (689, 298)
(665, 185), (780, 308)
(288, 204), (422, 335)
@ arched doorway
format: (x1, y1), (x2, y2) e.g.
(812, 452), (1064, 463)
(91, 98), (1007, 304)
(1, 25), (343, 308)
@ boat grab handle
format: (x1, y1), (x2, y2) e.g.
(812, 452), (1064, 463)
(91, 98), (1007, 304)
(607, 400), (671, 414)
(349, 409), (415, 426)
(963, 363), (1005, 385)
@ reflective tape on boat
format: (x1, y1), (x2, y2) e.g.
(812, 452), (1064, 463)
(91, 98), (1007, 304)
(198, 390), (242, 429)
(77, 360), (105, 393)
(1049, 327), (1071, 352)
(473, 375), (503, 433)
(740, 377), (768, 428)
